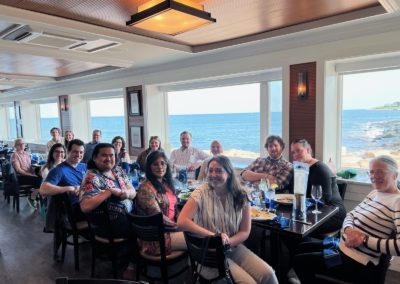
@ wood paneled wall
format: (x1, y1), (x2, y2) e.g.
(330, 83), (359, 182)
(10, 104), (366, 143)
(289, 62), (316, 159)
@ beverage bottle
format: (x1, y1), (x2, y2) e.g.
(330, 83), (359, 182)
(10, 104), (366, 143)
(131, 169), (139, 188)
(266, 186), (276, 211)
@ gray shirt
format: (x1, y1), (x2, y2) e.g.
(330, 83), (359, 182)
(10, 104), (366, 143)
(82, 141), (99, 163)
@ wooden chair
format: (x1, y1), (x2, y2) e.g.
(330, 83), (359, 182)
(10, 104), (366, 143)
(1, 160), (34, 213)
(86, 201), (131, 278)
(127, 212), (188, 284)
(184, 232), (235, 284)
(53, 193), (90, 270)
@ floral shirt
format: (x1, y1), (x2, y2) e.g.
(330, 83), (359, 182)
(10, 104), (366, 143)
(136, 180), (178, 255)
(81, 166), (133, 219)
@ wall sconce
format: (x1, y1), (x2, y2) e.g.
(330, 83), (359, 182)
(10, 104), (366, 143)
(297, 71), (308, 99)
(60, 96), (69, 112)
(126, 0), (216, 35)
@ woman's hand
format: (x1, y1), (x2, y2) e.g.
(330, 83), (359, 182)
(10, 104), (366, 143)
(344, 227), (366, 248)
(220, 233), (230, 245)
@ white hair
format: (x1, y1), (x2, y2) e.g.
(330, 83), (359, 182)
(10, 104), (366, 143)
(370, 155), (398, 174)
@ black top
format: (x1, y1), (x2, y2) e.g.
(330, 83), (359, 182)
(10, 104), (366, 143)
(289, 161), (346, 233)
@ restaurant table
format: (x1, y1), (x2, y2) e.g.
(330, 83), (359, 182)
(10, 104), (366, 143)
(252, 205), (339, 282)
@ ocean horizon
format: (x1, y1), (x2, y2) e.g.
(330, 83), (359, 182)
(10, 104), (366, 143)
(39, 109), (400, 155)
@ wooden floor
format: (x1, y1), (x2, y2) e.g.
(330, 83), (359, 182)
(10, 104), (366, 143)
(0, 195), (399, 284)
(0, 196), (114, 284)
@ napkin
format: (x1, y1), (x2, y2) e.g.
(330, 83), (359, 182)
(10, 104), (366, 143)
(306, 198), (324, 208)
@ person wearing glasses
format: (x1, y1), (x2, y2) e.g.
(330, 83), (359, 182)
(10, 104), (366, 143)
(293, 155), (400, 284)
(40, 143), (67, 232)
(136, 136), (163, 170)
(135, 150), (186, 255)
(178, 155), (278, 284)
(290, 139), (346, 234)
(112, 136), (130, 165)
(241, 135), (292, 190)
(11, 138), (42, 208)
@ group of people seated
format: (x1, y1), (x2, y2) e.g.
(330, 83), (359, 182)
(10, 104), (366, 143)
(7, 127), (400, 284)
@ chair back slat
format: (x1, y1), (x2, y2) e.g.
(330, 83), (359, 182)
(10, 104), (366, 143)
(184, 232), (227, 276)
(128, 213), (164, 242)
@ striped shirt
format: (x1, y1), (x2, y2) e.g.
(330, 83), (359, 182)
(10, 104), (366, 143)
(339, 190), (400, 265)
(190, 184), (244, 237)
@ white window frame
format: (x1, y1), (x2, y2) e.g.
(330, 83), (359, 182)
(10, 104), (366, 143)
(333, 53), (400, 171)
(159, 70), (283, 165)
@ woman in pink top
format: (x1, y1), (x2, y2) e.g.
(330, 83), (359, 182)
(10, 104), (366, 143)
(135, 150), (186, 256)
(11, 138), (42, 208)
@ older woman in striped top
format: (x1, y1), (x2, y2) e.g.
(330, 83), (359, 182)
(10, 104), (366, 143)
(178, 155), (278, 284)
(293, 155), (400, 283)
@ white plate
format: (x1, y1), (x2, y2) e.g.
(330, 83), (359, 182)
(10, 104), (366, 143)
(178, 191), (192, 200)
(250, 207), (276, 220)
(274, 194), (294, 205)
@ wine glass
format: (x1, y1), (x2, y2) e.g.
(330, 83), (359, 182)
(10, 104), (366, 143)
(311, 185), (322, 214)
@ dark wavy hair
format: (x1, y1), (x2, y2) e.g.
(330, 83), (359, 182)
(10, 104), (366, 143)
(43, 143), (66, 171)
(111, 136), (126, 152)
(207, 155), (247, 210)
(87, 143), (117, 170)
(264, 135), (285, 150)
(145, 150), (175, 194)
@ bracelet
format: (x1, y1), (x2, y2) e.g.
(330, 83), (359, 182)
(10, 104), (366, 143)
(363, 235), (369, 245)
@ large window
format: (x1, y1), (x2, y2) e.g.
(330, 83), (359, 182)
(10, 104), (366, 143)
(39, 103), (60, 140)
(168, 83), (267, 162)
(341, 69), (400, 169)
(8, 106), (16, 139)
(89, 98), (126, 143)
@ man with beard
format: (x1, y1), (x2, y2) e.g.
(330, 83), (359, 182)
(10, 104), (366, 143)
(241, 135), (292, 190)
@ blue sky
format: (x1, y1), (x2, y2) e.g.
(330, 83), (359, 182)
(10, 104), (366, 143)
(343, 69), (400, 110)
(168, 82), (282, 115)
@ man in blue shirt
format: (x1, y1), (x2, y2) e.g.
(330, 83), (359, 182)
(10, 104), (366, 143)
(40, 139), (87, 220)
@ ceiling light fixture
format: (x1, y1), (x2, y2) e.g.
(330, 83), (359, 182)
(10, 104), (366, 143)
(126, 0), (216, 35)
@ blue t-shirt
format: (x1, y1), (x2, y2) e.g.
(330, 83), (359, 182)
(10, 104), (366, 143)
(45, 161), (87, 204)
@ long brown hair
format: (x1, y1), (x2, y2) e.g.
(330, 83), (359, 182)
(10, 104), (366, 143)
(207, 155), (247, 210)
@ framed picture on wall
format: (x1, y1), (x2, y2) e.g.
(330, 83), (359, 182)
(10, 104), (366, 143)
(128, 90), (141, 115)
(130, 126), (143, 148)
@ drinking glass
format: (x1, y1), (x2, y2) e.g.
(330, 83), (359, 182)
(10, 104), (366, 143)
(311, 185), (322, 214)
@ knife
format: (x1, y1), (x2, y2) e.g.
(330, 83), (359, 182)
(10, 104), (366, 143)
(291, 219), (312, 225)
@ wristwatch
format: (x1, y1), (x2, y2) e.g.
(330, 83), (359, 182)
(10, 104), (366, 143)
(363, 235), (369, 245)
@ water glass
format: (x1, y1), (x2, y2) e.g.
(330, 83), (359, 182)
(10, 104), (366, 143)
(311, 185), (322, 214)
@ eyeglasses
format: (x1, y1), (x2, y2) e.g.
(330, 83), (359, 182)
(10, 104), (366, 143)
(208, 168), (225, 175)
(367, 170), (389, 178)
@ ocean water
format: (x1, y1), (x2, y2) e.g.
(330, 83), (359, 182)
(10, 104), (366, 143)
(38, 109), (400, 154)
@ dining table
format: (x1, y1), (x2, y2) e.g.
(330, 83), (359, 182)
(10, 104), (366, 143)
(252, 203), (339, 282)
